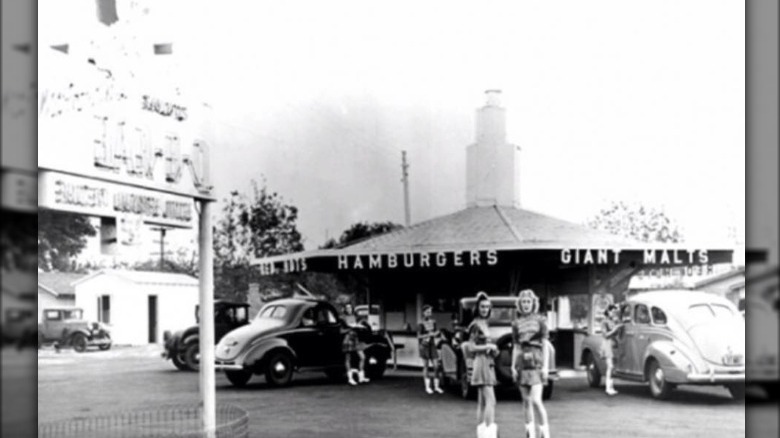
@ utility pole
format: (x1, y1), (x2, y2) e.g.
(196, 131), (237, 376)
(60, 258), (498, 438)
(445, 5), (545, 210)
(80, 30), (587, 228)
(150, 227), (171, 269)
(401, 150), (410, 226)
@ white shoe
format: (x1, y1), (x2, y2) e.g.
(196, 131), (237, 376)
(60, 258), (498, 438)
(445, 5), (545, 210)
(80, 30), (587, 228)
(476, 422), (487, 438)
(424, 378), (434, 394)
(539, 424), (549, 438)
(606, 388), (618, 396)
(358, 370), (370, 383)
(484, 423), (498, 438)
(526, 422), (536, 438)
(433, 378), (444, 394)
(347, 370), (358, 386)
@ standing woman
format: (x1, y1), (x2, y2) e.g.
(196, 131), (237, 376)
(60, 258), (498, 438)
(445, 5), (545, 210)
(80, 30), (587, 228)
(463, 292), (499, 438)
(418, 304), (444, 394)
(511, 289), (551, 438)
(601, 304), (621, 396)
(341, 303), (369, 386)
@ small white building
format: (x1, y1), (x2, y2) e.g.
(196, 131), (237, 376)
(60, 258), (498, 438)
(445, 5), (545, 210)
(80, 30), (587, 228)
(37, 271), (81, 323)
(73, 270), (199, 346)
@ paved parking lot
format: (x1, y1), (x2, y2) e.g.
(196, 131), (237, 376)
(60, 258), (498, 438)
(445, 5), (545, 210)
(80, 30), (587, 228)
(37, 346), (750, 438)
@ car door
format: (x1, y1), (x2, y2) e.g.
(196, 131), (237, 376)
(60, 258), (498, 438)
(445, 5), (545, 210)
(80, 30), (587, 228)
(287, 305), (321, 367)
(622, 303), (652, 375)
(313, 305), (343, 367)
(614, 303), (635, 374)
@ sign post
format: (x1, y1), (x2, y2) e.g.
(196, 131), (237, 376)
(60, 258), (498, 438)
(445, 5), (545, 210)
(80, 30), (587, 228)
(198, 199), (216, 437)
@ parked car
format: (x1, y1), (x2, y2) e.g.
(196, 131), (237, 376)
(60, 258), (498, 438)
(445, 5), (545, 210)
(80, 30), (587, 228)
(215, 298), (396, 388)
(38, 307), (111, 352)
(162, 300), (250, 371)
(439, 296), (557, 400)
(580, 290), (745, 400)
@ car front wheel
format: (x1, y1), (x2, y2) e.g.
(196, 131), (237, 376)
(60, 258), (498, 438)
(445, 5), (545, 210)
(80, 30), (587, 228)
(585, 353), (601, 388)
(647, 359), (673, 400)
(225, 370), (252, 388)
(184, 343), (200, 371)
(365, 351), (387, 380)
(71, 333), (88, 353)
(265, 351), (294, 387)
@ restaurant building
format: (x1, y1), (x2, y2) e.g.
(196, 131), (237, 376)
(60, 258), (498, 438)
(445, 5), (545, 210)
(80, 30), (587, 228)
(252, 90), (734, 367)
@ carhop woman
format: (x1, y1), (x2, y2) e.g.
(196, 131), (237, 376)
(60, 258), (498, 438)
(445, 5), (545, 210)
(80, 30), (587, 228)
(341, 303), (370, 386)
(511, 289), (551, 438)
(418, 304), (444, 394)
(601, 304), (622, 396)
(463, 291), (499, 438)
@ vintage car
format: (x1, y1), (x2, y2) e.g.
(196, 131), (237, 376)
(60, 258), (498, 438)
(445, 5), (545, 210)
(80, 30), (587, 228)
(38, 307), (111, 352)
(162, 300), (251, 371)
(580, 290), (745, 400)
(215, 298), (396, 388)
(439, 297), (558, 400)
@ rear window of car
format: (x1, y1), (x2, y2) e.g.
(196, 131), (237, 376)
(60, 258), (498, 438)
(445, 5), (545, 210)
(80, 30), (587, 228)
(651, 307), (667, 325)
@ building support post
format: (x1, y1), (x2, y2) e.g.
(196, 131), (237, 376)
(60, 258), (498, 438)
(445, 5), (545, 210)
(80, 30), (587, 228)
(198, 199), (216, 437)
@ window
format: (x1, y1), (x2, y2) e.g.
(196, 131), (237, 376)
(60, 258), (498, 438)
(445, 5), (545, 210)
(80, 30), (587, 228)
(301, 308), (316, 327)
(45, 310), (61, 321)
(635, 304), (651, 324)
(651, 307), (667, 325)
(620, 303), (632, 322)
(257, 305), (287, 320)
(316, 307), (338, 325)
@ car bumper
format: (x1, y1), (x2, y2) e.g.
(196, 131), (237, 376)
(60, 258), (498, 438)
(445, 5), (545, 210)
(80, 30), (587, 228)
(88, 337), (112, 346)
(685, 371), (745, 383)
(215, 360), (245, 371)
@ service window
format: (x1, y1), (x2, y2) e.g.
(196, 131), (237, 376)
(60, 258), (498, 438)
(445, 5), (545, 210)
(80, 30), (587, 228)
(635, 304), (651, 324)
(651, 307), (667, 325)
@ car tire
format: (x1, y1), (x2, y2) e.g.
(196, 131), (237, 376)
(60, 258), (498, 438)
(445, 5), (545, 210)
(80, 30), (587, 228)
(727, 383), (746, 400)
(225, 370), (252, 388)
(459, 358), (476, 400)
(265, 351), (294, 387)
(172, 352), (190, 371)
(585, 353), (602, 388)
(98, 336), (112, 351)
(71, 333), (88, 353)
(542, 380), (554, 400)
(647, 359), (673, 400)
(184, 343), (200, 371)
(365, 351), (387, 380)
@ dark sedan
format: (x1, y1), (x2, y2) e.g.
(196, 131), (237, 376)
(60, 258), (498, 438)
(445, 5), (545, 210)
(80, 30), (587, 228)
(215, 298), (396, 388)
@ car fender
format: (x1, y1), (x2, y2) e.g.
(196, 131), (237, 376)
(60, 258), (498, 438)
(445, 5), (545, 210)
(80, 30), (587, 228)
(644, 340), (694, 383)
(67, 328), (91, 339)
(580, 335), (606, 374)
(242, 338), (297, 369)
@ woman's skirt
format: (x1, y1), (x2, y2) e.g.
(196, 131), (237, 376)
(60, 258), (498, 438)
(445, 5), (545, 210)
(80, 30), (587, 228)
(419, 341), (439, 361)
(515, 345), (545, 387)
(342, 332), (359, 353)
(600, 339), (615, 360)
(470, 353), (497, 387)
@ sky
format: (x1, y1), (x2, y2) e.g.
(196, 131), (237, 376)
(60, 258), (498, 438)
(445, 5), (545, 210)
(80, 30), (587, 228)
(39, 0), (747, 253)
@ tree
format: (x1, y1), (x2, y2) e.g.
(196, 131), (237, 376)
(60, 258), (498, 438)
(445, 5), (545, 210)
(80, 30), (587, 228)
(212, 179), (305, 299)
(321, 221), (403, 249)
(586, 201), (683, 243)
(38, 210), (97, 271)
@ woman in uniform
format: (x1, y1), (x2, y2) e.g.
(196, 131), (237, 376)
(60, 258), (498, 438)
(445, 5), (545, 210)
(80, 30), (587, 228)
(601, 304), (622, 396)
(418, 304), (444, 394)
(511, 289), (551, 438)
(464, 291), (499, 438)
(342, 303), (369, 386)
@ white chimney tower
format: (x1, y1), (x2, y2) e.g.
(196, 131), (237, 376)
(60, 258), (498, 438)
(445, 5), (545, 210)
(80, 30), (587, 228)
(466, 90), (521, 208)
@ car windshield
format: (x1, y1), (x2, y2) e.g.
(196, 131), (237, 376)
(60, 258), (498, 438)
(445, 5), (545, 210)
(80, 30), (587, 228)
(63, 310), (82, 320)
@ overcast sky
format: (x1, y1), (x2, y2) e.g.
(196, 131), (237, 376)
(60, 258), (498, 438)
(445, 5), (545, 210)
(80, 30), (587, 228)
(41, 0), (746, 251)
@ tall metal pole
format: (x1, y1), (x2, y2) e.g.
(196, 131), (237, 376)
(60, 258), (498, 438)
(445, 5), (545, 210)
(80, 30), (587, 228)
(198, 199), (216, 437)
(401, 150), (410, 226)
